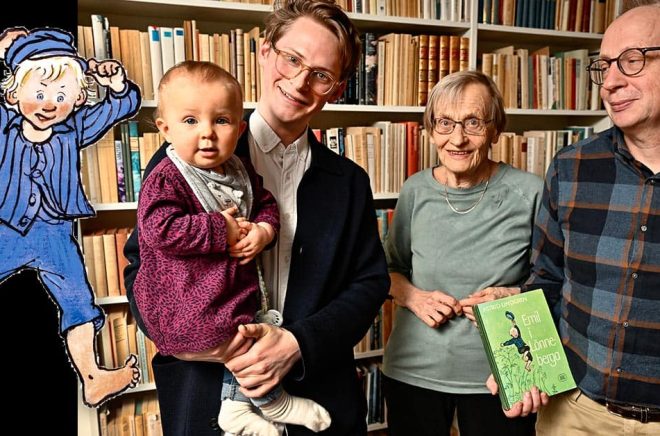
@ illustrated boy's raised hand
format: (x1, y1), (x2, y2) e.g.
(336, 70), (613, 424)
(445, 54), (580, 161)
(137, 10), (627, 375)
(87, 58), (127, 93)
(0, 27), (27, 58)
(229, 222), (275, 265)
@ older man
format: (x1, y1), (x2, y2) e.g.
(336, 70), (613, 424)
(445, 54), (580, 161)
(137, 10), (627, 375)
(489, 3), (660, 435)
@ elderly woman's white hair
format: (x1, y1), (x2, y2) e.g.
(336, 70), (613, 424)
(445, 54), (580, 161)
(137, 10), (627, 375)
(424, 70), (506, 136)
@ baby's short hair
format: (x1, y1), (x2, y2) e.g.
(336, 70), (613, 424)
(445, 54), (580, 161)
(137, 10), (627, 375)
(156, 61), (243, 118)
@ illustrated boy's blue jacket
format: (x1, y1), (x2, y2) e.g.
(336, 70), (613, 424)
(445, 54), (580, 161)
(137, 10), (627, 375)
(0, 82), (140, 234)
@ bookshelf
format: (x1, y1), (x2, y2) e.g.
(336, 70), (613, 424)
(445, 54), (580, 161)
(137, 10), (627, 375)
(76, 0), (617, 434)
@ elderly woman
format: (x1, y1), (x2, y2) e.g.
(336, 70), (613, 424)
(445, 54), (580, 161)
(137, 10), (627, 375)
(382, 71), (542, 436)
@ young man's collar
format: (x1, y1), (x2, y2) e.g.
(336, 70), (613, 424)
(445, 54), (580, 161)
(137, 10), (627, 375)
(249, 109), (309, 154)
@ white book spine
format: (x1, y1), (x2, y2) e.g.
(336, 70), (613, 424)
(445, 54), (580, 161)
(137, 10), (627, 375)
(90, 14), (108, 60)
(173, 27), (185, 64)
(148, 26), (164, 95)
(160, 27), (175, 74)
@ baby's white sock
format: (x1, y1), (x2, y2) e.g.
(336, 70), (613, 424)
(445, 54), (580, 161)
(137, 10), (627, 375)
(259, 391), (331, 432)
(218, 399), (280, 436)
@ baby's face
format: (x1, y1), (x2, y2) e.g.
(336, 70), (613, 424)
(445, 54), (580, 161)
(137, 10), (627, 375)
(157, 75), (245, 173)
(10, 66), (84, 130)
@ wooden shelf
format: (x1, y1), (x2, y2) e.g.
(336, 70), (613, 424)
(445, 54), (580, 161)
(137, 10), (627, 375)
(96, 295), (129, 305)
(355, 349), (385, 359)
(477, 23), (603, 48)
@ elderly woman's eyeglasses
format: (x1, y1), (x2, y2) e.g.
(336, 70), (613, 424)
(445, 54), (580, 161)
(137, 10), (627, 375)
(586, 46), (660, 85)
(433, 117), (493, 136)
(271, 46), (339, 95)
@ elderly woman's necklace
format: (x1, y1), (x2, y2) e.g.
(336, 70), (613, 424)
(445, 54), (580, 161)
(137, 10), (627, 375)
(443, 172), (490, 215)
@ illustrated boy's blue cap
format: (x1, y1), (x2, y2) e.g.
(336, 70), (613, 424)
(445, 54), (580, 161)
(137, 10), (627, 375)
(5, 28), (87, 73)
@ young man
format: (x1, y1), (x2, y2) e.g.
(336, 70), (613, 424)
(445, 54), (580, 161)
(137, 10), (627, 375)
(488, 4), (660, 433)
(123, 1), (390, 435)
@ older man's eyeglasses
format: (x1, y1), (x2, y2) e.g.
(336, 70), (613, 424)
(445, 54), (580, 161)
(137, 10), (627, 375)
(433, 117), (492, 136)
(272, 46), (339, 95)
(586, 46), (660, 85)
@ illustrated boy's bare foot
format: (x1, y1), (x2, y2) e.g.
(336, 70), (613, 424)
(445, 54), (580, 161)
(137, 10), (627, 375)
(260, 391), (331, 432)
(82, 354), (140, 407)
(219, 399), (280, 436)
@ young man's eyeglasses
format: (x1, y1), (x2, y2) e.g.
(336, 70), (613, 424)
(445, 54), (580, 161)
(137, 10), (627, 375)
(433, 117), (493, 136)
(271, 46), (339, 96)
(586, 46), (660, 85)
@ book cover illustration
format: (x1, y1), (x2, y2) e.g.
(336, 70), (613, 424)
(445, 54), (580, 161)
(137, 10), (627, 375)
(474, 289), (576, 409)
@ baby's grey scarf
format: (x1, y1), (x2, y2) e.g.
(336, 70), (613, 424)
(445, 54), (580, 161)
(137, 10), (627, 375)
(166, 145), (253, 218)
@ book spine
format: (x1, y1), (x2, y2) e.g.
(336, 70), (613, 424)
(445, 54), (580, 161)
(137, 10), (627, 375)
(474, 305), (511, 409)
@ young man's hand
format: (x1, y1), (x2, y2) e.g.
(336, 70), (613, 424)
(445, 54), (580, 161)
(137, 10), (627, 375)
(174, 331), (254, 364)
(225, 324), (301, 397)
(87, 58), (127, 93)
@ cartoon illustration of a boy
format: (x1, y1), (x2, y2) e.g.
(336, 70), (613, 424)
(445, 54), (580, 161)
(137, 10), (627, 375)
(0, 27), (141, 406)
(500, 311), (533, 372)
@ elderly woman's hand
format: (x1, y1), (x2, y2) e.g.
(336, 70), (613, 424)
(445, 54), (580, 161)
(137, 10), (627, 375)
(389, 272), (461, 328)
(460, 286), (521, 325)
(404, 288), (463, 328)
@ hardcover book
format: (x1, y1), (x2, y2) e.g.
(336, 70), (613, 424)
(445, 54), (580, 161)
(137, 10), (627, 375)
(474, 289), (576, 409)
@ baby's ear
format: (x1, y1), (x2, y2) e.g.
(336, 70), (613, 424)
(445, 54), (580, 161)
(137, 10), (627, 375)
(5, 90), (18, 105)
(155, 118), (170, 141)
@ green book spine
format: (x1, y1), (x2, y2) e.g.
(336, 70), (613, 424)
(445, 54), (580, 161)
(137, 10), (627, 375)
(474, 289), (576, 410)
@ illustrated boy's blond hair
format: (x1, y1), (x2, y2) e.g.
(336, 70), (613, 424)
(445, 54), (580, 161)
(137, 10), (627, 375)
(2, 56), (87, 95)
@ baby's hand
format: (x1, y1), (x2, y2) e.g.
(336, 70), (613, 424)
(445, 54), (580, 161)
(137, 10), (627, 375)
(229, 222), (275, 265)
(220, 206), (246, 246)
(87, 58), (127, 93)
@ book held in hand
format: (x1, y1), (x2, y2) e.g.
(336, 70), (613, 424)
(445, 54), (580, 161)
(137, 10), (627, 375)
(474, 289), (576, 410)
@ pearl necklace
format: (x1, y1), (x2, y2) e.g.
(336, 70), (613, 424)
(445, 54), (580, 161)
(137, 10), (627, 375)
(443, 179), (489, 215)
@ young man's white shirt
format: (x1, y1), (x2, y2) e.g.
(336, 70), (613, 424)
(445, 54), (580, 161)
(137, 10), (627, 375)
(247, 110), (311, 312)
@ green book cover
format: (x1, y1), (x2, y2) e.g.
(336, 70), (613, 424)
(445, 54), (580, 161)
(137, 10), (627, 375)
(474, 289), (576, 409)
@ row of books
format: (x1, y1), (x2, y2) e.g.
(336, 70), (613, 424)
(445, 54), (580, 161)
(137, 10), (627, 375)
(490, 126), (594, 177)
(338, 0), (471, 21)
(83, 15), (470, 109)
(481, 46), (601, 111)
(80, 17), (263, 103)
(478, 0), (616, 33)
(374, 33), (470, 107)
(80, 126), (164, 204)
(220, 0), (472, 22)
(322, 122), (437, 195)
(82, 228), (131, 298)
(98, 307), (158, 387)
(99, 392), (162, 436)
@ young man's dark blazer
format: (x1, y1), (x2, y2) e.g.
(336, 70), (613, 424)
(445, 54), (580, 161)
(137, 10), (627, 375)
(124, 119), (390, 435)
